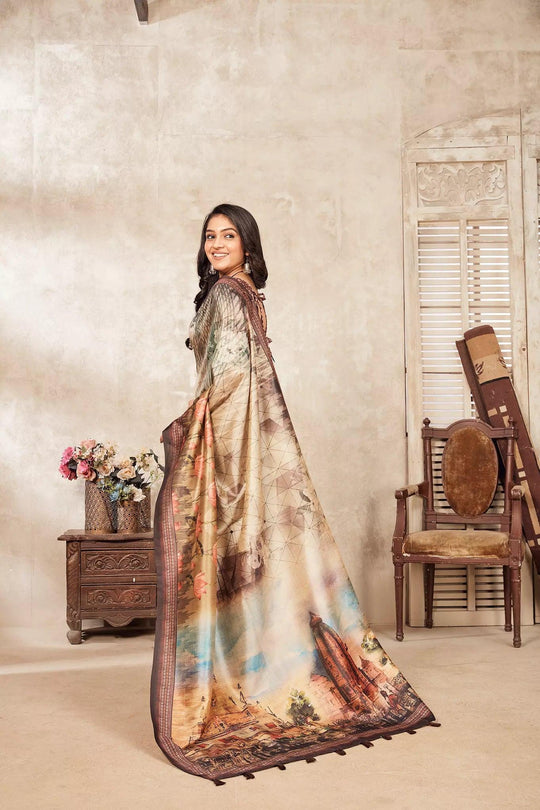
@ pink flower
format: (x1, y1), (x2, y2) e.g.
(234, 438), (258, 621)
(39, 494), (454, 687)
(76, 460), (96, 481)
(204, 418), (214, 448)
(207, 481), (217, 507)
(59, 461), (76, 480)
(193, 571), (208, 599)
(61, 447), (74, 465)
(171, 491), (180, 515)
(194, 454), (204, 480)
(194, 397), (207, 423)
(81, 439), (96, 451)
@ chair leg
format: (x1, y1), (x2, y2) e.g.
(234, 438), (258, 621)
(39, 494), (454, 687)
(510, 565), (521, 648)
(503, 566), (511, 632)
(424, 564), (435, 628)
(394, 562), (404, 641)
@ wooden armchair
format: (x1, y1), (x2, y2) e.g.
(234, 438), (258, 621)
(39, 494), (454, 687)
(392, 418), (524, 647)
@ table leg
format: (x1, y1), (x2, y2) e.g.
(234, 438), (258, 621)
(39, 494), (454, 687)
(67, 625), (82, 644)
(66, 541), (82, 644)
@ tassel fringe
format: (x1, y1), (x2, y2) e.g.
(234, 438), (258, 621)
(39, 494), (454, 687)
(210, 720), (437, 783)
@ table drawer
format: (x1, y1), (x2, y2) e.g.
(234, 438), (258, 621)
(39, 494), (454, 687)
(81, 584), (157, 610)
(81, 549), (155, 575)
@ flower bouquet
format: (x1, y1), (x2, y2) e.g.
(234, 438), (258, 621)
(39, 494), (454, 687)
(59, 441), (163, 533)
(97, 449), (162, 505)
(59, 440), (118, 483)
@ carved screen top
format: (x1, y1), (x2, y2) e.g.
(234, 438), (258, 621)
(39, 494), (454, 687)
(417, 162), (507, 207)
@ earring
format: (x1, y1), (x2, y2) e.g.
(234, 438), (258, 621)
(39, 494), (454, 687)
(244, 257), (251, 274)
(208, 264), (216, 275)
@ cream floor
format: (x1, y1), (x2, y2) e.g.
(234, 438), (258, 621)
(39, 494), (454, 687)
(1, 624), (538, 810)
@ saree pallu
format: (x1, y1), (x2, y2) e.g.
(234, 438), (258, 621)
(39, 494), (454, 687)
(151, 276), (435, 782)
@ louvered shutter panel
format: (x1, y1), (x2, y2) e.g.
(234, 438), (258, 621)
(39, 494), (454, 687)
(418, 221), (464, 426)
(417, 219), (512, 427)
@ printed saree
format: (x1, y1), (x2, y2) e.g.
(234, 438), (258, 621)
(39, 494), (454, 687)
(151, 276), (436, 783)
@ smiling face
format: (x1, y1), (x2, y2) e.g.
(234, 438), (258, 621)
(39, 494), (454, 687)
(204, 214), (247, 276)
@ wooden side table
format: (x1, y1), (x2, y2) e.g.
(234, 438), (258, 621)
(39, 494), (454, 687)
(58, 530), (157, 644)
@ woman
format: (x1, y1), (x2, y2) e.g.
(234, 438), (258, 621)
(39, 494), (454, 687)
(151, 204), (435, 784)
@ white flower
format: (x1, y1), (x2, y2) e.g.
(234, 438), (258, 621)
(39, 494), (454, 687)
(137, 453), (156, 470)
(96, 460), (114, 477)
(117, 465), (136, 480)
(137, 455), (157, 473)
(93, 445), (107, 464)
(132, 487), (146, 502)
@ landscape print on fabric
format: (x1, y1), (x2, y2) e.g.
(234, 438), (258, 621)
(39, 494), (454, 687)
(171, 607), (427, 772)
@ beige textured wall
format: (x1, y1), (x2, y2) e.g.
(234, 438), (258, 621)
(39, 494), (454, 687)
(2, 0), (540, 628)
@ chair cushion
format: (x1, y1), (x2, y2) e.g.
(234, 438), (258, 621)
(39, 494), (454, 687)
(403, 529), (510, 558)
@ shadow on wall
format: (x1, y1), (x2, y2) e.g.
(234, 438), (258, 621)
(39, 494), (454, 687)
(147, 0), (221, 25)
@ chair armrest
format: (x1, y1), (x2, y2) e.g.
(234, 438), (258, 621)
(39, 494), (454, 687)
(395, 483), (425, 499)
(511, 485), (523, 500)
(392, 484), (426, 553)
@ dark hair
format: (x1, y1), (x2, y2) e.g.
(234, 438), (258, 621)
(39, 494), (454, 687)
(193, 203), (268, 312)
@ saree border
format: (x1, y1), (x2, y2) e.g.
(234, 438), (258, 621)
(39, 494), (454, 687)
(150, 415), (210, 777)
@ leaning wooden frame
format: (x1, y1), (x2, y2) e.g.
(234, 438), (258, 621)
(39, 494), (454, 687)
(457, 324), (540, 575)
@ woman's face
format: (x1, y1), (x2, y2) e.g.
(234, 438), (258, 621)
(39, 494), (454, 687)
(204, 214), (246, 276)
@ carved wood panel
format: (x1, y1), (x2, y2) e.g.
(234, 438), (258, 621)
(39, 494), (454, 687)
(416, 161), (507, 207)
(81, 585), (156, 609)
(81, 550), (154, 573)
(66, 541), (81, 626)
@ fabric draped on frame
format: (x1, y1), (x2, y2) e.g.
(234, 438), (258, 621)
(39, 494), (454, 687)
(151, 276), (435, 782)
